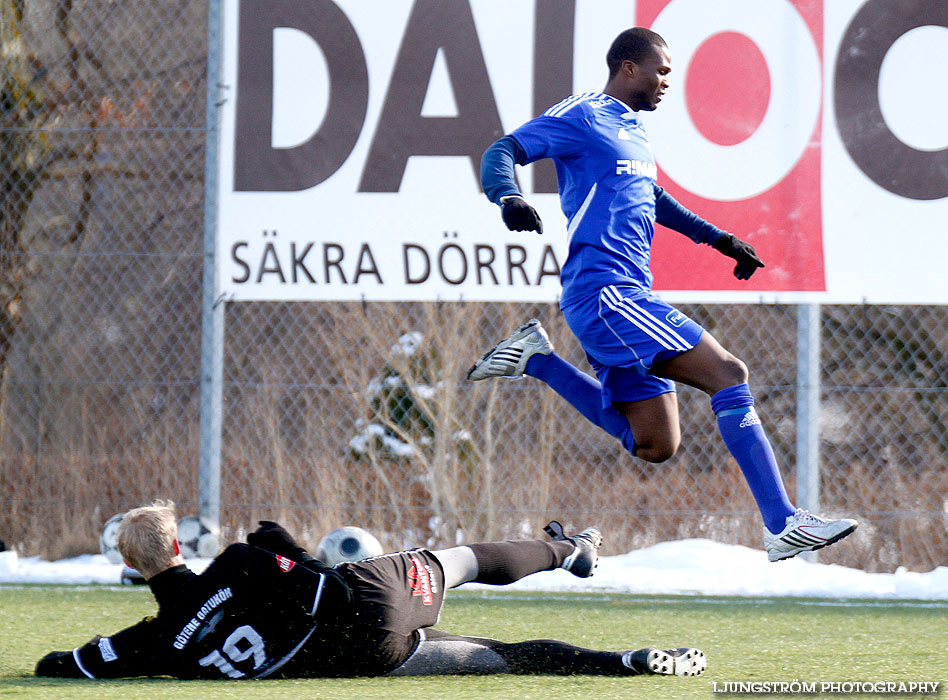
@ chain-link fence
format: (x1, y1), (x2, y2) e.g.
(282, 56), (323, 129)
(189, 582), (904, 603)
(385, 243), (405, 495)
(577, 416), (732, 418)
(2, 1), (946, 574)
(0, 0), (207, 555)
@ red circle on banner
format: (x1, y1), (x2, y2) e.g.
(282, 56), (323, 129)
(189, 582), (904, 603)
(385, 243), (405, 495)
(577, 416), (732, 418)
(684, 32), (771, 146)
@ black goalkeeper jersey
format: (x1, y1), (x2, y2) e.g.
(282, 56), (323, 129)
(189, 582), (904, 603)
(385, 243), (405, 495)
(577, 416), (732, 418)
(36, 543), (350, 680)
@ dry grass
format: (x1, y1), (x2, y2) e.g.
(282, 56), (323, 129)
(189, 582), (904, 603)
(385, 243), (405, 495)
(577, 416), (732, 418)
(1, 302), (946, 574)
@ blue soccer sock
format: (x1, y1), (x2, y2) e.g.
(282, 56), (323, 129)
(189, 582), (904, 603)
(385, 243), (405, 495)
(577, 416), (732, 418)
(525, 352), (636, 455)
(711, 383), (795, 534)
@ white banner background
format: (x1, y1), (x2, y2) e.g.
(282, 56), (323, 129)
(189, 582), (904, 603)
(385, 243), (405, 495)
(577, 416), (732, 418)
(216, 0), (948, 304)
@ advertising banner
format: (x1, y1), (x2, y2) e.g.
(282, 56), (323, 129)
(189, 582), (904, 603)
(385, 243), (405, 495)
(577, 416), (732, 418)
(216, 0), (948, 303)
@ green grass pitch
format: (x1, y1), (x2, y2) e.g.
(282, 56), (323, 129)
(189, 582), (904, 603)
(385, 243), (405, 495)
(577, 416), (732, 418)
(1, 586), (945, 700)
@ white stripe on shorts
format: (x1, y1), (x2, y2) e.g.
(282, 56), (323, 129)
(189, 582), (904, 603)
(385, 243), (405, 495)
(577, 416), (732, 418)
(600, 286), (692, 352)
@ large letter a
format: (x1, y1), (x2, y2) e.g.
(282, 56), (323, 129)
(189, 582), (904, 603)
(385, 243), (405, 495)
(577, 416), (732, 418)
(358, 0), (504, 192)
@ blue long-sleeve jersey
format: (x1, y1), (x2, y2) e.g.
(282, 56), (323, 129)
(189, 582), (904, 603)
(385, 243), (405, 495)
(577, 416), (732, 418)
(481, 92), (725, 306)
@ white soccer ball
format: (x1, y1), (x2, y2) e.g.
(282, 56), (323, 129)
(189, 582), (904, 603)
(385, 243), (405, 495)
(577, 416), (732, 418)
(177, 515), (220, 559)
(100, 514), (125, 565)
(315, 526), (383, 566)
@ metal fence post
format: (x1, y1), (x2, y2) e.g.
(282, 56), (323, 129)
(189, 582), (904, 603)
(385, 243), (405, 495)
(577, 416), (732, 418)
(796, 302), (821, 561)
(199, 0), (225, 530)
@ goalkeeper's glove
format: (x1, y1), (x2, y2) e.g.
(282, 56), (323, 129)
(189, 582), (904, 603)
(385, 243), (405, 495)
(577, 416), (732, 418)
(500, 195), (543, 234)
(713, 233), (764, 280)
(247, 520), (309, 560)
(36, 650), (88, 678)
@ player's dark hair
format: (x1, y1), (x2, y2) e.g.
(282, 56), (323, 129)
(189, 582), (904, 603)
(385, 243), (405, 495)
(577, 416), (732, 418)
(606, 27), (667, 78)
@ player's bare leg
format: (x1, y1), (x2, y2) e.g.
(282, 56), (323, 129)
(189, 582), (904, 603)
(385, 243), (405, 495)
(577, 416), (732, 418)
(652, 332), (746, 394)
(616, 392), (681, 463)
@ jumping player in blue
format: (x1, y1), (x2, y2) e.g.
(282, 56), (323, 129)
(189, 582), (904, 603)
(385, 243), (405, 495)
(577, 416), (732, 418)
(469, 27), (857, 562)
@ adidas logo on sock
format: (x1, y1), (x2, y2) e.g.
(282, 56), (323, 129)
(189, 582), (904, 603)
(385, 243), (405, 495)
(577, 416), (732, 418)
(739, 409), (761, 428)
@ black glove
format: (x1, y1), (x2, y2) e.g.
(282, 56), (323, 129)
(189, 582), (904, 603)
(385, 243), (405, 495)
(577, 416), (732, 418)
(500, 196), (543, 234)
(713, 233), (764, 280)
(36, 650), (88, 678)
(247, 520), (306, 559)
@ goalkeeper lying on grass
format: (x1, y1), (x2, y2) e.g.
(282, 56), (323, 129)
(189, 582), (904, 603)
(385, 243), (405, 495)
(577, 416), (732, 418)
(36, 500), (705, 679)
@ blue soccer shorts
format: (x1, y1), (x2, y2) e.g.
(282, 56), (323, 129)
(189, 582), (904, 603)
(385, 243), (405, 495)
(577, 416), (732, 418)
(562, 285), (705, 408)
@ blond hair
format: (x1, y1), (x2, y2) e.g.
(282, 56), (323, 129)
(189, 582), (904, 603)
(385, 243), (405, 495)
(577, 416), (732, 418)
(116, 500), (179, 578)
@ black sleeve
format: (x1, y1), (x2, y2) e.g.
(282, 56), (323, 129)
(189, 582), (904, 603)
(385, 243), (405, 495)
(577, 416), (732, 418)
(654, 184), (726, 246)
(36, 618), (164, 679)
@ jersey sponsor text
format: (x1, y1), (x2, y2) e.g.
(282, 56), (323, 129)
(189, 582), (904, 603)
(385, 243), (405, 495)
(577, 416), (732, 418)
(616, 159), (657, 180)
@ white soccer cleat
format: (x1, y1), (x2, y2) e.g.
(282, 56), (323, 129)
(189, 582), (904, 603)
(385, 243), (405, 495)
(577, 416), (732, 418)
(764, 508), (858, 562)
(623, 647), (707, 676)
(466, 319), (553, 381)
